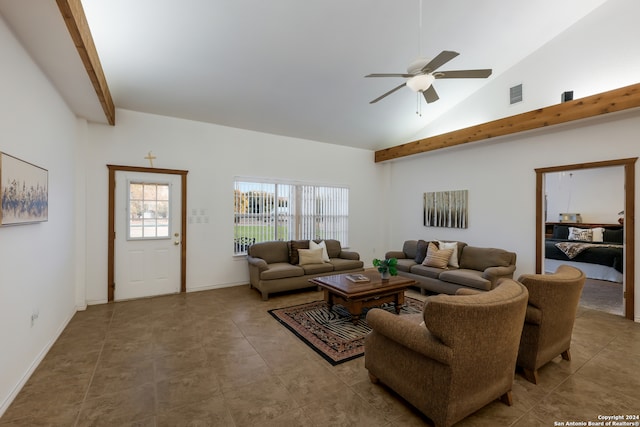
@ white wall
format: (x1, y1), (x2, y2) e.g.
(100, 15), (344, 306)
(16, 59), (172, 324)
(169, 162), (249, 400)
(387, 111), (638, 260)
(545, 168), (624, 224)
(2, 0), (639, 416)
(84, 109), (384, 303)
(386, 0), (640, 321)
(0, 17), (79, 415)
(387, 111), (639, 322)
(410, 0), (640, 141)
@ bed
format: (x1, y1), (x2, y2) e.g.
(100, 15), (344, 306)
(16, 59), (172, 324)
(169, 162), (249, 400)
(544, 223), (624, 283)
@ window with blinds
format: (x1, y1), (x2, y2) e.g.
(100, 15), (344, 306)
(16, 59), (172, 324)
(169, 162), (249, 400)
(233, 179), (349, 254)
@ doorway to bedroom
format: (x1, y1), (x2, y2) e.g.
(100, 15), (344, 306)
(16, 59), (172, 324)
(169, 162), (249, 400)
(535, 158), (636, 321)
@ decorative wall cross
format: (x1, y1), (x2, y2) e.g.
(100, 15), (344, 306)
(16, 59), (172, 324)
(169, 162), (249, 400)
(144, 151), (156, 168)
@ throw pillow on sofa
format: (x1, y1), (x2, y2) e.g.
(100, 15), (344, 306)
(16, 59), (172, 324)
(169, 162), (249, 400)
(289, 240), (310, 264)
(298, 248), (324, 265)
(310, 240), (330, 262)
(414, 239), (430, 264)
(423, 242), (454, 269)
(437, 240), (459, 268)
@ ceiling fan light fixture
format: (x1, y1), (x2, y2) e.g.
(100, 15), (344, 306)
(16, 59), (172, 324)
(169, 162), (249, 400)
(406, 74), (435, 92)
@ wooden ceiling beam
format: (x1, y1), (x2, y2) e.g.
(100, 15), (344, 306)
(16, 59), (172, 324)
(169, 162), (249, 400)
(56, 0), (115, 125)
(375, 82), (640, 163)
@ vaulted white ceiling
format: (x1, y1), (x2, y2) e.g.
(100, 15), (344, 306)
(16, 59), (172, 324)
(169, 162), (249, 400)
(0, 0), (609, 150)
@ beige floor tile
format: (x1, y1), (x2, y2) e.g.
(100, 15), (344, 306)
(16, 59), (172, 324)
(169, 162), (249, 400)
(509, 411), (548, 427)
(350, 377), (419, 422)
(155, 366), (222, 412)
(211, 352), (276, 393)
(76, 384), (155, 427)
(252, 407), (315, 427)
(0, 399), (80, 426)
(202, 336), (260, 361)
(300, 386), (391, 426)
(453, 399), (526, 427)
(2, 286), (639, 427)
(387, 410), (434, 427)
(87, 357), (155, 398)
(156, 395), (234, 427)
(222, 377), (300, 426)
(8, 370), (90, 410)
(332, 356), (370, 386)
(153, 346), (210, 381)
(277, 361), (346, 407)
(530, 374), (640, 425)
(99, 336), (156, 365)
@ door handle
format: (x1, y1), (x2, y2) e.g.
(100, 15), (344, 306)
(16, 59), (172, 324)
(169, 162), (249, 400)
(174, 240), (180, 245)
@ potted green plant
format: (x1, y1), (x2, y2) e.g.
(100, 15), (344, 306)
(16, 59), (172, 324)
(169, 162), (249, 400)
(372, 258), (398, 280)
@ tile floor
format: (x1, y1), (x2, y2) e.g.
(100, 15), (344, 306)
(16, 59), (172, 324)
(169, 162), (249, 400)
(1, 285), (639, 426)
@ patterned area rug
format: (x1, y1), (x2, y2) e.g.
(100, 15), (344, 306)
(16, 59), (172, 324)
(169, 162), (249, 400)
(269, 297), (425, 365)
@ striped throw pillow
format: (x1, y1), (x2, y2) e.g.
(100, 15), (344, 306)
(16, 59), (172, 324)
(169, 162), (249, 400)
(422, 242), (454, 269)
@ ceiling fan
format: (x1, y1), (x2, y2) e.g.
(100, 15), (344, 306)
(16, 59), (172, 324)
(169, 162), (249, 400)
(365, 50), (492, 105)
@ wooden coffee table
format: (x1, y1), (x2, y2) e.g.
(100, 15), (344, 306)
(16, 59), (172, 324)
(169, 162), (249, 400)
(309, 271), (417, 324)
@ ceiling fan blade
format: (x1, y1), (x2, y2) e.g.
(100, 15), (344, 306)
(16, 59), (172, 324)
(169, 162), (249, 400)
(423, 85), (439, 103)
(370, 82), (407, 104)
(435, 69), (493, 79)
(421, 50), (459, 73)
(365, 73), (414, 78)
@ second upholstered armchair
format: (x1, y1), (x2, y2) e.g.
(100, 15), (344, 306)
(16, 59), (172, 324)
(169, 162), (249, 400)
(516, 264), (586, 384)
(364, 279), (528, 427)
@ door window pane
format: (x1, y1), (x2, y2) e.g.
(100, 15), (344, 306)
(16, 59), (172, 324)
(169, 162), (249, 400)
(128, 182), (170, 239)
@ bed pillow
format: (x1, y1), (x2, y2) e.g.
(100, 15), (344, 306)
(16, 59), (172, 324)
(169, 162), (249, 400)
(422, 242), (454, 269)
(604, 228), (623, 244)
(298, 248), (324, 265)
(591, 227), (605, 242)
(552, 225), (570, 239)
(568, 227), (593, 241)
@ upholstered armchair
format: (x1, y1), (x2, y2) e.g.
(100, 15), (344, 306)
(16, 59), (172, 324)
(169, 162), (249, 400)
(516, 264), (586, 384)
(364, 279), (528, 427)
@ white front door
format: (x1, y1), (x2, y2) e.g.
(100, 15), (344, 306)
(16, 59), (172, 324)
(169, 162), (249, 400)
(114, 171), (182, 300)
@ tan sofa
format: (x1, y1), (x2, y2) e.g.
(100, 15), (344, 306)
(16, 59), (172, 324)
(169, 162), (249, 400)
(246, 239), (363, 300)
(365, 279), (529, 427)
(385, 239), (517, 295)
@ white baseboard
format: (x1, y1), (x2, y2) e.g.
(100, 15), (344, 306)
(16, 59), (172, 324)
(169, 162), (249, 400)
(187, 281), (248, 293)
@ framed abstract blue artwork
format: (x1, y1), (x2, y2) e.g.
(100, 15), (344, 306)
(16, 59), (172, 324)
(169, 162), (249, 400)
(0, 152), (48, 226)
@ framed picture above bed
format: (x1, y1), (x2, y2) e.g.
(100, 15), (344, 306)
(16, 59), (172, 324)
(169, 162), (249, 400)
(0, 152), (48, 226)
